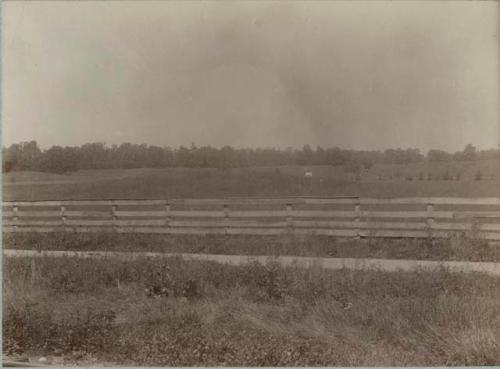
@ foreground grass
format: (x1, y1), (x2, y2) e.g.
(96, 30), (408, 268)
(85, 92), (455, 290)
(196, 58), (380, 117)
(3, 255), (500, 366)
(4, 232), (500, 262)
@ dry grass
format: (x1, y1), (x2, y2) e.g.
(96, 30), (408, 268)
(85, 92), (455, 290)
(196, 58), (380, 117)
(3, 255), (500, 366)
(4, 231), (500, 262)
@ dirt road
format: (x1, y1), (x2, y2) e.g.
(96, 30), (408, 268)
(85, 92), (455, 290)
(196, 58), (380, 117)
(4, 249), (500, 276)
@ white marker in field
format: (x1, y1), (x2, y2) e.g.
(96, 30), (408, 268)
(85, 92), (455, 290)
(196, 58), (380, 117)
(304, 170), (313, 178)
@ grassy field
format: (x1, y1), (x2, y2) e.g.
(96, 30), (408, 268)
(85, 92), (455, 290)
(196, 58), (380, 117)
(4, 255), (500, 366)
(3, 160), (500, 201)
(4, 162), (500, 365)
(4, 232), (500, 262)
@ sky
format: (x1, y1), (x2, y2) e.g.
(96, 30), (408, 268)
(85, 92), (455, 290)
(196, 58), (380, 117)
(2, 1), (499, 152)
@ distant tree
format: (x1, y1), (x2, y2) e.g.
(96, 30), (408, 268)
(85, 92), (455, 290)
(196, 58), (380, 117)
(174, 146), (191, 167)
(314, 146), (326, 165)
(41, 146), (77, 173)
(161, 147), (174, 167)
(295, 144), (314, 165)
(146, 145), (164, 167)
(4, 140), (42, 170)
(219, 146), (236, 169)
(5, 140), (493, 174)
(79, 142), (106, 169)
(477, 149), (499, 160)
(325, 147), (345, 166)
(383, 148), (423, 164)
(452, 151), (464, 161)
(463, 144), (477, 161)
(427, 149), (452, 162)
(475, 170), (483, 181)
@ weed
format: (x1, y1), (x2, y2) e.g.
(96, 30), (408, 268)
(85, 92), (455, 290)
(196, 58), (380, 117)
(3, 255), (500, 366)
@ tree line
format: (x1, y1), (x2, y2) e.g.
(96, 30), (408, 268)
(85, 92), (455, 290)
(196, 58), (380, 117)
(2, 141), (499, 174)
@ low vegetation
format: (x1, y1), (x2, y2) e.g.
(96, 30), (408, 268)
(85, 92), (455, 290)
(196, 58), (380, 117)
(4, 232), (500, 262)
(4, 255), (500, 366)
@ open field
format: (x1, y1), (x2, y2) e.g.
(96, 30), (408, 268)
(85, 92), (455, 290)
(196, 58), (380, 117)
(4, 165), (500, 366)
(4, 232), (500, 262)
(4, 255), (500, 366)
(3, 161), (500, 201)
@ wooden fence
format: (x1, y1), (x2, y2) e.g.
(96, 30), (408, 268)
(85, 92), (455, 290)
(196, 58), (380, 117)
(3, 197), (500, 240)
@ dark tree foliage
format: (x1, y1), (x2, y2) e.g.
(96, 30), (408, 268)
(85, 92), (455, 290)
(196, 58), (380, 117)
(383, 148), (424, 164)
(2, 141), (42, 171)
(427, 149), (452, 162)
(2, 141), (498, 173)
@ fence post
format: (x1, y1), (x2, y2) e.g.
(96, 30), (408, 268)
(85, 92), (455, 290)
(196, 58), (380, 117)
(112, 202), (117, 232)
(286, 203), (293, 234)
(13, 205), (19, 231)
(470, 216), (481, 240)
(355, 201), (361, 239)
(31, 258), (37, 286)
(165, 201), (171, 229)
(61, 206), (66, 230)
(426, 203), (434, 238)
(223, 203), (230, 235)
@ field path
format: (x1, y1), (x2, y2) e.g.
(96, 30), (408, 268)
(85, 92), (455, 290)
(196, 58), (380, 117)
(4, 249), (500, 276)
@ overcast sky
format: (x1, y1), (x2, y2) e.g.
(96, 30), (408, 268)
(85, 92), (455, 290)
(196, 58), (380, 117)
(3, 1), (499, 151)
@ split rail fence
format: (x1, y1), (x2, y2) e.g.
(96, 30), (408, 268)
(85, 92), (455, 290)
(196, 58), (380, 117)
(3, 197), (500, 240)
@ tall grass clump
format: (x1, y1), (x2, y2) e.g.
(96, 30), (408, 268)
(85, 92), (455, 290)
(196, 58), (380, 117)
(3, 255), (500, 366)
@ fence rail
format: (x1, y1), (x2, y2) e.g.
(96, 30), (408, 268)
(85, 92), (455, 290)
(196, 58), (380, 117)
(3, 197), (500, 240)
